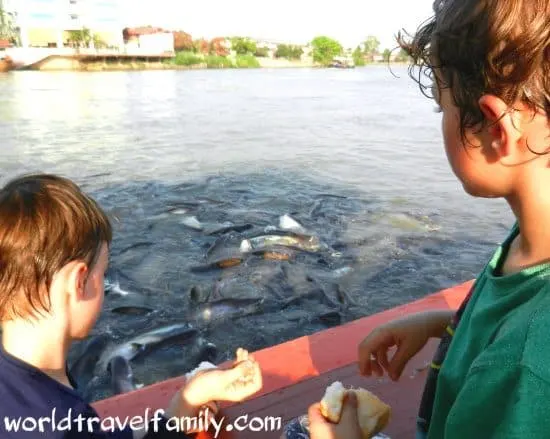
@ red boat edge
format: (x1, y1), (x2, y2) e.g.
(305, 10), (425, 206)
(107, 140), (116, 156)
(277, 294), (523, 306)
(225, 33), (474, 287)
(92, 280), (473, 438)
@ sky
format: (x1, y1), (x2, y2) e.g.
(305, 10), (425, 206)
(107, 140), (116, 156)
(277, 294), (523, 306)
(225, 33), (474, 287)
(119, 0), (436, 50)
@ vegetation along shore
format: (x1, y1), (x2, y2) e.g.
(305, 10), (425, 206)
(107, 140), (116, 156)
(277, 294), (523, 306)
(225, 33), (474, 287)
(1, 23), (411, 72)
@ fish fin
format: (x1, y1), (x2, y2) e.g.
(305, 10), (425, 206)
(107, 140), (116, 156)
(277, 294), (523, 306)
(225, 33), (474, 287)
(240, 239), (252, 252)
(131, 342), (145, 352)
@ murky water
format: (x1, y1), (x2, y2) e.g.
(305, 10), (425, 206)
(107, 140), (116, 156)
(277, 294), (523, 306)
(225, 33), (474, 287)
(0, 67), (513, 401)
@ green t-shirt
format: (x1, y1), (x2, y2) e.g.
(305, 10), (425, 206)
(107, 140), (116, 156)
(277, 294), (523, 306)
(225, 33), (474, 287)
(427, 224), (550, 438)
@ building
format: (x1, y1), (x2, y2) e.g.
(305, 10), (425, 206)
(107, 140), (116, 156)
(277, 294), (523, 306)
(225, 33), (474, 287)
(11, 0), (124, 48)
(122, 26), (174, 54)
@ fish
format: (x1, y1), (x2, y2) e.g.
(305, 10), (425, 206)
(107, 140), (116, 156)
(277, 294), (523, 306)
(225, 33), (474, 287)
(165, 207), (190, 215)
(147, 206), (190, 221)
(104, 280), (134, 297)
(189, 258), (243, 272)
(187, 336), (218, 366)
(110, 305), (154, 316)
(278, 214), (308, 234)
(280, 290), (320, 309)
(190, 236), (245, 272)
(205, 234), (243, 260)
(316, 311), (342, 327)
(189, 285), (210, 303)
(181, 216), (252, 236)
(204, 223), (253, 236)
(109, 356), (138, 395)
(69, 334), (111, 391)
(113, 242), (154, 257)
(190, 298), (264, 324)
(180, 216), (204, 231)
(97, 323), (198, 371)
(335, 285), (359, 308)
(250, 245), (296, 261)
(332, 266), (353, 277)
(240, 231), (322, 254)
(305, 275), (342, 309)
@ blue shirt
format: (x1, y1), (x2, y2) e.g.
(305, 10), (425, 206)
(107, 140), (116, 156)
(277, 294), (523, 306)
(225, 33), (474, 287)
(0, 344), (190, 438)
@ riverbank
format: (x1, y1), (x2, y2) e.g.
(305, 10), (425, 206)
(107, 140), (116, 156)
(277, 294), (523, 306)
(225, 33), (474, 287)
(30, 54), (318, 71)
(9, 57), (399, 71)
(2, 48), (402, 72)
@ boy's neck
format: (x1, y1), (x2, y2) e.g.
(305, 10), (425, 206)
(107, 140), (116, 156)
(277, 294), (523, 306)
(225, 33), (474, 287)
(507, 186), (550, 268)
(1, 318), (72, 387)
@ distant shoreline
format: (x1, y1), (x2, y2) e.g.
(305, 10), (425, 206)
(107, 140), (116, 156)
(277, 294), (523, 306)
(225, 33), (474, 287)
(6, 53), (408, 72)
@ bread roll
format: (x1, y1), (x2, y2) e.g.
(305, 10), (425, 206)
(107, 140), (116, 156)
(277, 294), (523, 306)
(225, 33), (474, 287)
(185, 361), (217, 380)
(319, 381), (391, 438)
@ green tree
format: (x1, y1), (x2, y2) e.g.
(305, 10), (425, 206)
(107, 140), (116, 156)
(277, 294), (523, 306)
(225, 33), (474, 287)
(255, 46), (269, 57)
(352, 46), (365, 66)
(93, 34), (107, 49)
(0, 0), (18, 44)
(230, 37), (256, 55)
(382, 48), (391, 62)
(310, 36), (342, 66)
(395, 48), (410, 62)
(67, 27), (92, 48)
(275, 44), (303, 60)
(362, 35), (380, 61)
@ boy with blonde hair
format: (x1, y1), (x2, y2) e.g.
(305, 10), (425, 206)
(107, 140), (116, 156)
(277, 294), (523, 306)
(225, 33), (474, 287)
(355, 0), (550, 438)
(0, 174), (262, 438)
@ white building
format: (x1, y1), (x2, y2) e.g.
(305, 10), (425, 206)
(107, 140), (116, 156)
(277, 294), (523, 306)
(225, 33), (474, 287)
(10, 0), (124, 48)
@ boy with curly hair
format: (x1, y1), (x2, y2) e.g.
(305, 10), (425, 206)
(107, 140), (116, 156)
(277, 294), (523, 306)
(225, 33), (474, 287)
(356, 0), (550, 438)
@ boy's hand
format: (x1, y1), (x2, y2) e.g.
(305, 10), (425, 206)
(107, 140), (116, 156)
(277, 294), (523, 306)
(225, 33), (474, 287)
(358, 310), (453, 381)
(164, 348), (262, 434)
(308, 391), (362, 439)
(183, 348), (262, 406)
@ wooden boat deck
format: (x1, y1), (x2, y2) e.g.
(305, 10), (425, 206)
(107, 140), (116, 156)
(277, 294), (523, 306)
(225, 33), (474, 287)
(93, 280), (473, 438)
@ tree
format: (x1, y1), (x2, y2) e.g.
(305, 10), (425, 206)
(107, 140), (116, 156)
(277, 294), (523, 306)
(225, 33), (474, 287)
(173, 31), (193, 52)
(395, 48), (410, 62)
(310, 36), (342, 66)
(275, 44), (303, 60)
(382, 48), (391, 62)
(0, 0), (18, 44)
(255, 46), (269, 57)
(362, 35), (380, 61)
(230, 37), (256, 55)
(93, 34), (107, 49)
(67, 27), (91, 48)
(193, 38), (209, 54)
(209, 37), (229, 56)
(352, 46), (365, 66)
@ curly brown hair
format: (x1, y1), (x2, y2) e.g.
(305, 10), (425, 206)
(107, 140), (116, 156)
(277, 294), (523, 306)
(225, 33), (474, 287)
(0, 174), (112, 321)
(397, 0), (550, 145)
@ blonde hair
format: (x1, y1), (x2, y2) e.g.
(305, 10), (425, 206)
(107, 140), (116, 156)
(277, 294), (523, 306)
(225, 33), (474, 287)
(0, 174), (112, 320)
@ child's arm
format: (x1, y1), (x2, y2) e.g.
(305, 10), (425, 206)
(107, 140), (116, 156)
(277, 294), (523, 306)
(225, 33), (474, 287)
(133, 348), (262, 438)
(358, 310), (454, 380)
(80, 348), (260, 438)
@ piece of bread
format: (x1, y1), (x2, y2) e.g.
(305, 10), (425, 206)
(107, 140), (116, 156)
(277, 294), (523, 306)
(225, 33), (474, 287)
(185, 361), (218, 380)
(319, 381), (391, 438)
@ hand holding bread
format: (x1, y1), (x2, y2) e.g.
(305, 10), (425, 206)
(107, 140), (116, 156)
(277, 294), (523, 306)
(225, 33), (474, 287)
(318, 381), (391, 438)
(285, 381), (391, 439)
(308, 390), (363, 439)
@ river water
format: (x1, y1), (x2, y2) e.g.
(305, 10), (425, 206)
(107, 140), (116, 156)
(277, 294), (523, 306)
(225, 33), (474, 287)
(0, 66), (513, 401)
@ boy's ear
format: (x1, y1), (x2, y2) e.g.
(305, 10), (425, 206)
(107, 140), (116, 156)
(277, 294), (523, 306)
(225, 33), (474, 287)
(478, 94), (522, 160)
(65, 261), (88, 301)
